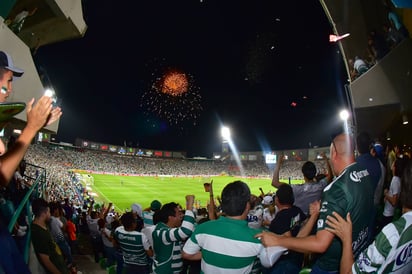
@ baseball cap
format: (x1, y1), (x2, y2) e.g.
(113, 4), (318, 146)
(106, 214), (114, 224)
(374, 143), (384, 158)
(131, 203), (142, 217)
(150, 200), (162, 211)
(262, 195), (273, 205)
(0, 51), (24, 77)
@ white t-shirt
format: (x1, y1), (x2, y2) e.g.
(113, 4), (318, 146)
(262, 207), (276, 228)
(247, 204), (264, 229)
(383, 176), (401, 217)
(101, 227), (114, 247)
(13, 10), (29, 24)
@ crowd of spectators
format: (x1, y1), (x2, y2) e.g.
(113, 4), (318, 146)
(0, 142), (326, 273)
(24, 143), (329, 179)
(5, 138), (410, 273)
(348, 2), (410, 80)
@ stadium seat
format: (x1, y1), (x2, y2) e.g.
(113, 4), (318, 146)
(299, 268), (311, 274)
(99, 257), (107, 269)
(107, 264), (116, 274)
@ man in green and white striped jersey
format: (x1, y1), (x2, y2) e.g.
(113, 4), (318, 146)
(152, 195), (196, 274)
(182, 181), (281, 273)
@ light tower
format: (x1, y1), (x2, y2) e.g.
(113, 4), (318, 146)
(339, 109), (354, 136)
(221, 126), (230, 154)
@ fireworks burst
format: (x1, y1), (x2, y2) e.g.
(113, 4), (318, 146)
(160, 71), (188, 96)
(140, 66), (202, 128)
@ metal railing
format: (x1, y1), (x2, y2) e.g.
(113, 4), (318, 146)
(6, 163), (46, 263)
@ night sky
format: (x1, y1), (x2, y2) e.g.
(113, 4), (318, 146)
(35, 0), (348, 157)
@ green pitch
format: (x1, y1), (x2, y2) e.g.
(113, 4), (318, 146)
(85, 174), (303, 212)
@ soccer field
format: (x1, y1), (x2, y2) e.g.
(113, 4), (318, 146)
(86, 174), (303, 212)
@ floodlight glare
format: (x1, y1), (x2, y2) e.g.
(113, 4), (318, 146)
(339, 110), (350, 121)
(221, 126), (231, 140)
(44, 88), (55, 98)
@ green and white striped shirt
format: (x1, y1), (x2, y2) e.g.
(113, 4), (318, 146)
(353, 211), (412, 274)
(183, 216), (271, 274)
(152, 210), (195, 273)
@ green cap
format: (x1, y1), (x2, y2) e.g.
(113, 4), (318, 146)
(150, 200), (162, 211)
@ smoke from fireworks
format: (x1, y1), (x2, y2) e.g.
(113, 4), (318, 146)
(140, 67), (202, 128)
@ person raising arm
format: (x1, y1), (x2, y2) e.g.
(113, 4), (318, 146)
(257, 133), (375, 273)
(0, 51), (62, 185)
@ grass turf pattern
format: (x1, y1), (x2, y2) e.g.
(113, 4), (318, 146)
(87, 174), (303, 212)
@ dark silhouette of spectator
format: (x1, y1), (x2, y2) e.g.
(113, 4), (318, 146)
(31, 198), (69, 274)
(8, 7), (38, 34)
(111, 218), (124, 274)
(0, 215), (30, 273)
(386, 6), (409, 40)
(382, 23), (403, 49)
(62, 198), (73, 220)
(356, 132), (385, 243)
(265, 184), (309, 274)
(367, 30), (390, 63)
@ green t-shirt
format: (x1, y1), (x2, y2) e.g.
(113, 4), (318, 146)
(316, 162), (374, 272)
(114, 226), (150, 266)
(31, 223), (68, 274)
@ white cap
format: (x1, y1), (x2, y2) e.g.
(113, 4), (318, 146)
(106, 215), (114, 224)
(263, 195), (273, 205)
(131, 203), (142, 217)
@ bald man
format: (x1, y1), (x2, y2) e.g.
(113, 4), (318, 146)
(257, 133), (375, 274)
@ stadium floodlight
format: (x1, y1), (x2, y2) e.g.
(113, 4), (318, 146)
(339, 109), (350, 121)
(221, 126), (231, 142)
(44, 88), (55, 98)
(339, 109), (354, 135)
